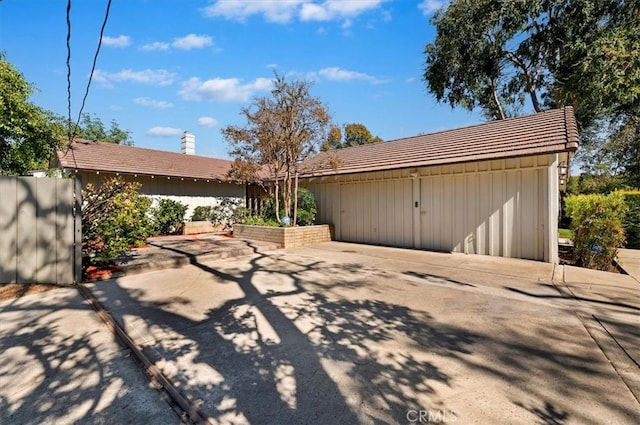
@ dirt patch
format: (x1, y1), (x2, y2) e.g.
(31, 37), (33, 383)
(0, 283), (63, 302)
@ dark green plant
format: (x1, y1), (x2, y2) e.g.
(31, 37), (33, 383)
(191, 205), (215, 222)
(565, 192), (628, 270)
(82, 177), (153, 265)
(295, 188), (317, 226)
(242, 216), (280, 227)
(152, 199), (188, 235)
(210, 198), (249, 231)
(620, 191), (640, 249)
(262, 188), (317, 226)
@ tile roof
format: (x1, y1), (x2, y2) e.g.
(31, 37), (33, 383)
(57, 139), (233, 181)
(302, 107), (579, 177)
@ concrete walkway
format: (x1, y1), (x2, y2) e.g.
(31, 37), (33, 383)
(0, 287), (181, 424)
(115, 233), (280, 275)
(84, 242), (640, 425)
(617, 248), (640, 283)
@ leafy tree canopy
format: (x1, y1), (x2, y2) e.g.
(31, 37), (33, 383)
(424, 0), (639, 186)
(321, 122), (383, 151)
(0, 54), (63, 175)
(72, 113), (133, 145)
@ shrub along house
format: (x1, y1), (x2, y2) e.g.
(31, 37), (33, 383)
(54, 131), (245, 219)
(300, 107), (579, 264)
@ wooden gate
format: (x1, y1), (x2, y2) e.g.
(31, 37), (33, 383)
(0, 177), (81, 285)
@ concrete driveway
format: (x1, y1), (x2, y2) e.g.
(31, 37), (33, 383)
(85, 242), (640, 424)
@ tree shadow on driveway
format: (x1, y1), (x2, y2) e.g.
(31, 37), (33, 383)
(88, 246), (640, 424)
(90, 248), (478, 424)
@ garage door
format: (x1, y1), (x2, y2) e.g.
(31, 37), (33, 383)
(419, 169), (545, 260)
(339, 180), (413, 248)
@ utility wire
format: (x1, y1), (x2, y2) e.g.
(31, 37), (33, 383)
(64, 0), (113, 144)
(65, 0), (72, 143)
(74, 0), (113, 133)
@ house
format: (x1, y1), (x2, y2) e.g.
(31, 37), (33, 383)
(55, 132), (245, 220)
(300, 107), (579, 263)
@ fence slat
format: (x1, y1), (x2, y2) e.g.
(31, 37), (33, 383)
(0, 178), (18, 283)
(36, 178), (58, 284)
(56, 178), (75, 284)
(16, 178), (38, 283)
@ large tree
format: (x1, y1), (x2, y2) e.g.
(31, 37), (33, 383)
(223, 74), (331, 224)
(321, 122), (382, 151)
(423, 0), (639, 186)
(72, 113), (133, 145)
(0, 55), (63, 175)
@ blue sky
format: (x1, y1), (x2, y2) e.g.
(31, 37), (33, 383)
(1, 0), (484, 159)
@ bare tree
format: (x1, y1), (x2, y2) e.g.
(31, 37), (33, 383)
(223, 73), (331, 225)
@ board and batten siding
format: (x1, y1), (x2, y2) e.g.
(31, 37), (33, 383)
(303, 153), (560, 263)
(0, 176), (81, 285)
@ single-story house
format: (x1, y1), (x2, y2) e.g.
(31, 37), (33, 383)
(300, 107), (579, 263)
(56, 107), (578, 263)
(55, 131), (245, 219)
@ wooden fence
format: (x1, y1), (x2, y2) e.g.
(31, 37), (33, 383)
(0, 177), (81, 285)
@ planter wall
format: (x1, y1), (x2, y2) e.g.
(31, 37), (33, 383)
(182, 221), (228, 235)
(233, 224), (333, 248)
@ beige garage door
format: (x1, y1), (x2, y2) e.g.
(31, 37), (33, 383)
(419, 169), (546, 260)
(339, 180), (413, 248)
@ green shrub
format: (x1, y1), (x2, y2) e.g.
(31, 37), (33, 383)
(620, 191), (640, 249)
(565, 192), (628, 270)
(242, 216), (280, 227)
(210, 198), (249, 231)
(262, 188), (317, 226)
(82, 177), (153, 265)
(191, 205), (214, 222)
(152, 199), (188, 235)
(295, 188), (317, 226)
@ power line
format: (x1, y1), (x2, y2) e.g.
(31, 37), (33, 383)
(75, 0), (113, 133)
(65, 0), (72, 142)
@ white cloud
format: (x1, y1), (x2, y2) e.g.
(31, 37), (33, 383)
(300, 0), (388, 22)
(93, 69), (177, 86)
(102, 35), (131, 48)
(418, 0), (448, 16)
(318, 67), (383, 84)
(198, 116), (218, 127)
(133, 97), (174, 109)
(140, 41), (170, 52)
(147, 126), (183, 137)
(202, 0), (305, 23)
(172, 34), (213, 50)
(203, 0), (389, 24)
(140, 34), (213, 51)
(179, 77), (272, 102)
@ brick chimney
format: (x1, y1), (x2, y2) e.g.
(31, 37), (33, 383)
(181, 131), (195, 155)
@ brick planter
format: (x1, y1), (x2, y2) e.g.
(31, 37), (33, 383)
(182, 221), (227, 235)
(233, 224), (333, 248)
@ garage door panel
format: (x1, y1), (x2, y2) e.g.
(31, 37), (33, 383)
(419, 168), (544, 261)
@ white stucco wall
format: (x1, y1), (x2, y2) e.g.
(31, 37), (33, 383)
(76, 172), (245, 220)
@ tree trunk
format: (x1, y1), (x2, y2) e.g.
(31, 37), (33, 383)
(293, 171), (299, 226)
(491, 77), (506, 120)
(274, 179), (280, 222)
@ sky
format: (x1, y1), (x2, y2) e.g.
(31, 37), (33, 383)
(0, 0), (485, 159)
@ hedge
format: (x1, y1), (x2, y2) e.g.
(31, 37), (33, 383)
(620, 191), (640, 249)
(565, 192), (627, 270)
